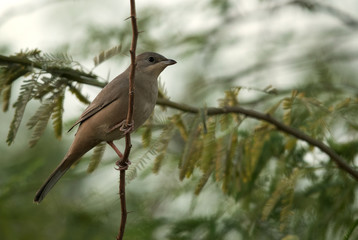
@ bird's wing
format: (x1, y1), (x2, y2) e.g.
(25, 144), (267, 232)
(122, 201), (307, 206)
(68, 76), (127, 132)
(68, 98), (117, 132)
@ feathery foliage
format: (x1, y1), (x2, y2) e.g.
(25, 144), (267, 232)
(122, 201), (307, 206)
(68, 85), (90, 105)
(152, 119), (176, 173)
(179, 115), (202, 180)
(51, 92), (64, 139)
(1, 49), (102, 146)
(2, 1), (358, 239)
(87, 142), (107, 173)
(6, 79), (34, 145)
(127, 117), (176, 182)
(93, 45), (122, 67)
(27, 98), (57, 147)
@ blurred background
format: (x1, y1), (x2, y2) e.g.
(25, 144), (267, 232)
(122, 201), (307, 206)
(1, 0), (358, 239)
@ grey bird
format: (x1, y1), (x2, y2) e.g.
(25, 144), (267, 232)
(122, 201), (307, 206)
(34, 52), (176, 203)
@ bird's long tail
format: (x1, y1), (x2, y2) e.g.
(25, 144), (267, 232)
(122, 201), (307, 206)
(34, 120), (103, 203)
(34, 152), (78, 203)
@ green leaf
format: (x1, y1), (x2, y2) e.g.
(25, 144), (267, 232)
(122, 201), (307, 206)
(126, 148), (156, 183)
(152, 123), (176, 174)
(179, 115), (202, 180)
(261, 168), (300, 224)
(127, 122), (175, 181)
(195, 166), (214, 195)
(263, 84), (278, 95)
(170, 114), (188, 141)
(32, 51), (74, 69)
(266, 99), (283, 115)
(0, 66), (29, 89)
(93, 44), (122, 67)
(51, 92), (64, 139)
(219, 113), (232, 132)
(199, 117), (217, 173)
(16, 48), (41, 58)
(28, 100), (54, 147)
(218, 87), (240, 107)
(222, 131), (238, 193)
(214, 137), (225, 182)
(2, 84), (11, 112)
(68, 85), (90, 104)
(87, 142), (106, 173)
(6, 80), (34, 145)
(142, 126), (152, 148)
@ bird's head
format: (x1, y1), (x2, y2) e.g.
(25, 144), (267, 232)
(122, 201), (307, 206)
(135, 52), (176, 78)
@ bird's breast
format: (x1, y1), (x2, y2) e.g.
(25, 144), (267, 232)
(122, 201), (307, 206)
(133, 83), (158, 129)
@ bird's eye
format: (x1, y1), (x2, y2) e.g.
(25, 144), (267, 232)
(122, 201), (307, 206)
(148, 56), (155, 63)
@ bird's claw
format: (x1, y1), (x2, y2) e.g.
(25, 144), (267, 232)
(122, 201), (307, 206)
(115, 159), (132, 170)
(120, 121), (134, 135)
(107, 120), (134, 134)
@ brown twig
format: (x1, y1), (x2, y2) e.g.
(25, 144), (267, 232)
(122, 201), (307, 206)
(117, 168), (127, 240)
(116, 0), (138, 239)
(156, 98), (358, 181)
(121, 0), (138, 164)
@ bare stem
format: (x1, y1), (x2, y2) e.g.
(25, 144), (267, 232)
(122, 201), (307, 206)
(116, 0), (138, 239)
(126, 0), (138, 125)
(117, 169), (127, 240)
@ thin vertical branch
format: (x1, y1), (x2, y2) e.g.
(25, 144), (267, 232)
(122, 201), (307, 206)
(121, 0), (138, 163)
(117, 169), (127, 240)
(116, 0), (138, 239)
(126, 0), (138, 125)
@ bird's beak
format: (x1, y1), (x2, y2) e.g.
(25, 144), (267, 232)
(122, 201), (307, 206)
(163, 59), (177, 66)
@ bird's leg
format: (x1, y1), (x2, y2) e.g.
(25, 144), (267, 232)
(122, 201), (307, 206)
(107, 141), (131, 170)
(107, 120), (134, 135)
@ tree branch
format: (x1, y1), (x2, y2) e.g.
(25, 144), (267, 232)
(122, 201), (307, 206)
(156, 98), (358, 181)
(121, 0), (138, 165)
(0, 54), (105, 88)
(116, 0), (138, 239)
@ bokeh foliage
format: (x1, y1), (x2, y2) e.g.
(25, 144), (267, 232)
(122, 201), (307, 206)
(1, 0), (358, 239)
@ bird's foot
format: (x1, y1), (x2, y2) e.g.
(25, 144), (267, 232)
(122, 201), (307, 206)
(107, 141), (132, 170)
(107, 120), (134, 135)
(115, 159), (132, 170)
(107, 120), (125, 133)
(120, 121), (134, 135)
